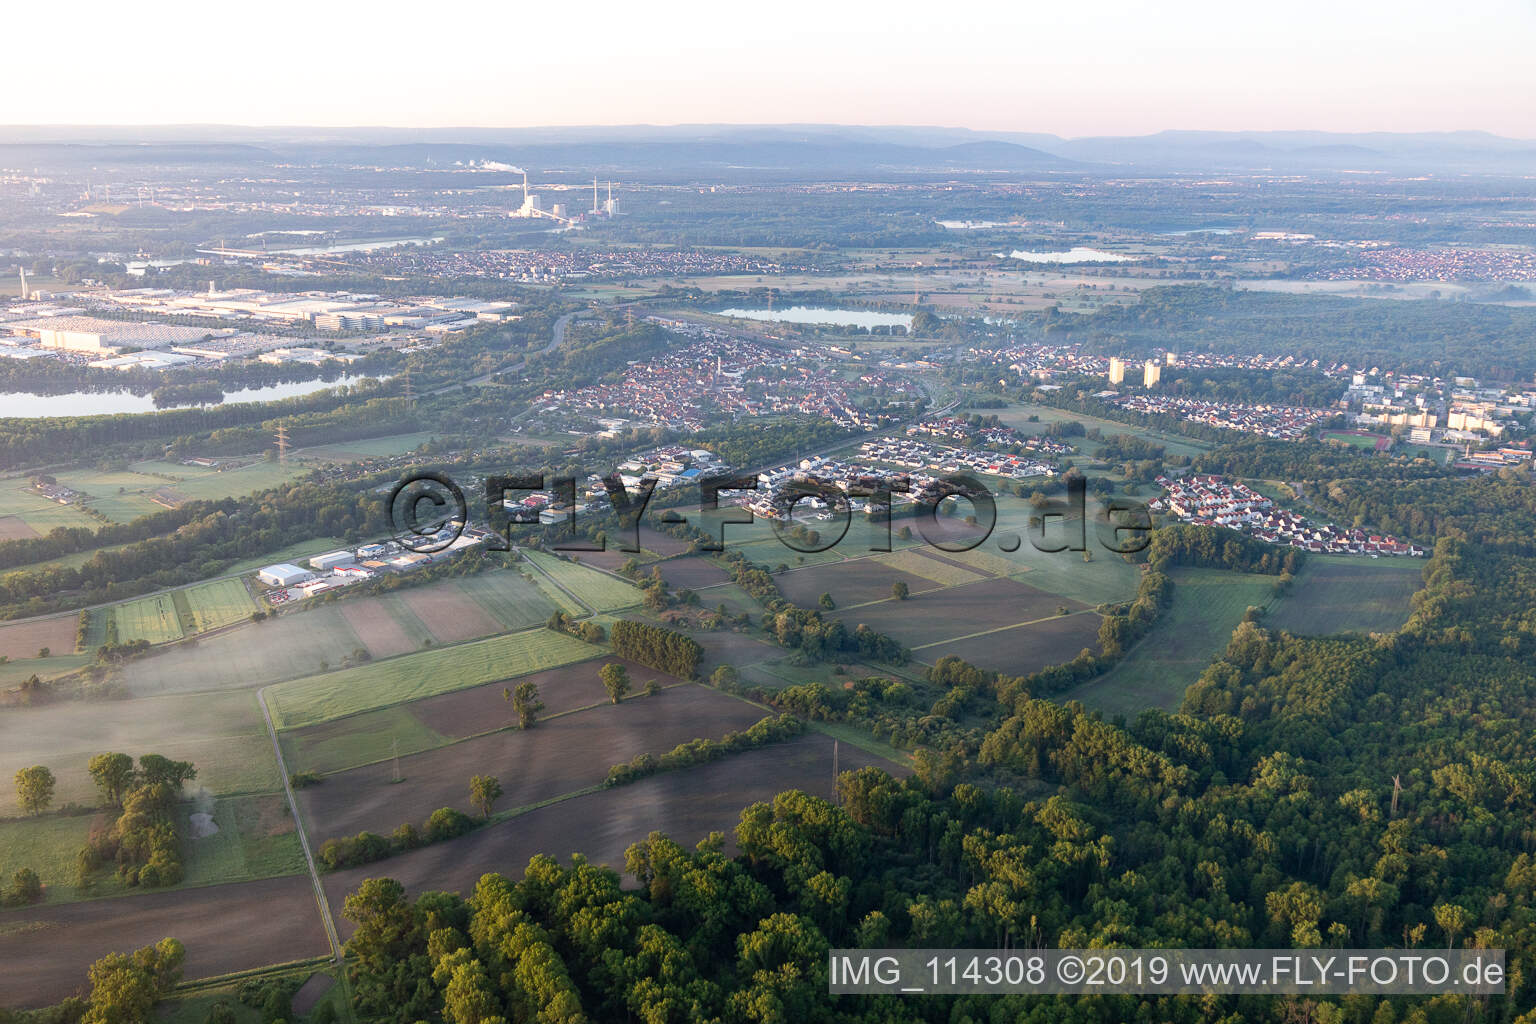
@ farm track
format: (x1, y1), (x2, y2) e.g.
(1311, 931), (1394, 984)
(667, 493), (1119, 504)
(257, 685), (343, 966)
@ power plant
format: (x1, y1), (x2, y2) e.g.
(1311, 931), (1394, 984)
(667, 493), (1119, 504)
(510, 168), (619, 224)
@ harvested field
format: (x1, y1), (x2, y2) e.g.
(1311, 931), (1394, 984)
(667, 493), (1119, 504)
(872, 548), (986, 586)
(280, 658), (678, 776)
(0, 612), (77, 660)
(399, 584), (502, 644)
(340, 599), (422, 659)
(265, 628), (602, 728)
(408, 657), (677, 739)
(922, 546), (1027, 578)
(299, 685), (768, 839)
(693, 631), (783, 673)
(653, 556), (732, 591)
(927, 611), (1102, 676)
(0, 515), (37, 540)
(636, 525), (690, 557)
(321, 732), (905, 933)
(833, 577), (1089, 648)
(0, 874), (330, 1009)
(775, 559), (934, 609)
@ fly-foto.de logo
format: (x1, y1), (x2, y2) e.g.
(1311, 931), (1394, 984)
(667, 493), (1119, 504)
(386, 470), (1154, 557)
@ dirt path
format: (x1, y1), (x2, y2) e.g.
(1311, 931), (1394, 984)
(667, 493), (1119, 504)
(257, 684), (343, 965)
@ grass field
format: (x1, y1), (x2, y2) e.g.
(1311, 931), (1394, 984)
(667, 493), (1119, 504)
(0, 792), (304, 911)
(1265, 557), (1422, 635)
(1063, 567), (1284, 718)
(52, 469), (175, 523)
(524, 550), (643, 612)
(265, 628), (602, 728)
(0, 813), (96, 904)
(111, 592), (185, 644)
(0, 653), (90, 690)
(0, 688), (282, 816)
(179, 795), (307, 888)
(127, 459), (310, 503)
(0, 479), (100, 535)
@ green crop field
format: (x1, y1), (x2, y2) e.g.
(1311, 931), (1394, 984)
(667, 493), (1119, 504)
(1265, 557), (1423, 635)
(279, 704), (450, 776)
(1063, 567), (1285, 718)
(182, 578), (259, 633)
(524, 550), (644, 612)
(265, 628), (602, 728)
(112, 593), (185, 644)
(454, 570), (560, 631)
(127, 459), (310, 503)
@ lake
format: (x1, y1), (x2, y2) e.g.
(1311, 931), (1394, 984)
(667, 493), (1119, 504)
(717, 306), (914, 329)
(996, 247), (1138, 264)
(0, 375), (378, 419)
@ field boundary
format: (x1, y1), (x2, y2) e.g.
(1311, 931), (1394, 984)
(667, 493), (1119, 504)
(257, 685), (343, 966)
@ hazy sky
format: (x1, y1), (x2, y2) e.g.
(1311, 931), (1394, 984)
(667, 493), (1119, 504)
(7, 0), (1534, 136)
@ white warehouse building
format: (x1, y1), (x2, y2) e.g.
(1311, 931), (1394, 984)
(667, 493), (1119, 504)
(308, 550), (354, 571)
(258, 563), (312, 587)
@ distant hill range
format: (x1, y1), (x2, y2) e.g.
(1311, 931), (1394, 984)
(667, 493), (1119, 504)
(1, 124), (1532, 177)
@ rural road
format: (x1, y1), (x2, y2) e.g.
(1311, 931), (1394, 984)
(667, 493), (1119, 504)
(257, 685), (344, 965)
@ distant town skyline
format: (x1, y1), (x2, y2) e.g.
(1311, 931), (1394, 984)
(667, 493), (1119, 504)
(6, 0), (1534, 137)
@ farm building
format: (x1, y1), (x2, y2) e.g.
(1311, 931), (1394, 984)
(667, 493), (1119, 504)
(309, 550), (354, 571)
(258, 563), (312, 587)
